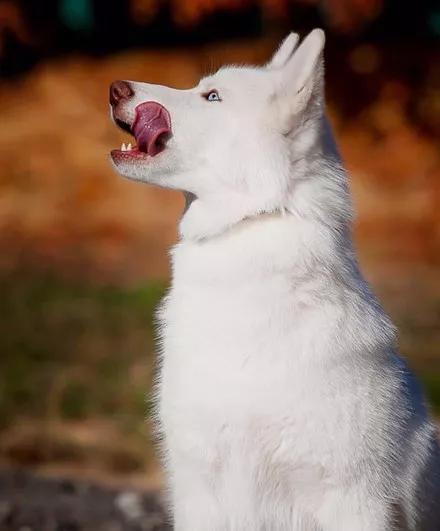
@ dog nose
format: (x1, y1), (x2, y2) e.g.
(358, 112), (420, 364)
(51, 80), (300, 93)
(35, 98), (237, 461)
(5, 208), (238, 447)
(110, 80), (134, 106)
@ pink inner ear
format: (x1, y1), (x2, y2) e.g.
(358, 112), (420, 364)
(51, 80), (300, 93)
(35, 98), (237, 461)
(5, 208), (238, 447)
(132, 102), (172, 157)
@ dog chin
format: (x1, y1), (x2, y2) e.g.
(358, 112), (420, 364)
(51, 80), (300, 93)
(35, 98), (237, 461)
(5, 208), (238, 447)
(110, 157), (151, 183)
(110, 154), (181, 187)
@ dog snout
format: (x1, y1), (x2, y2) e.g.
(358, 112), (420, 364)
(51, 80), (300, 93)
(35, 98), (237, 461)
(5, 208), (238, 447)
(109, 80), (134, 107)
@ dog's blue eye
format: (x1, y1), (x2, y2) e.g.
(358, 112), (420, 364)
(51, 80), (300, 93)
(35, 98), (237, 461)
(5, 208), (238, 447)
(204, 90), (220, 102)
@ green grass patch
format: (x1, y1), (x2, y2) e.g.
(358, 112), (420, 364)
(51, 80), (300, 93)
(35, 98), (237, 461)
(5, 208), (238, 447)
(0, 272), (166, 429)
(420, 374), (440, 415)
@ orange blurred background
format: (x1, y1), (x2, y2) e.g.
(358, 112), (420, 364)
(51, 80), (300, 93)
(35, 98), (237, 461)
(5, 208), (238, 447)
(0, 0), (439, 487)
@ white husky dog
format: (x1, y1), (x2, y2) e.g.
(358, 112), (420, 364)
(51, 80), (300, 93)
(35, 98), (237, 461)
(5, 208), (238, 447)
(109, 30), (440, 530)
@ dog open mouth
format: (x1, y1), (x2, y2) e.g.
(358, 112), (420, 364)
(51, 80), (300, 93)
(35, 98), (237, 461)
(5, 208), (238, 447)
(111, 101), (172, 162)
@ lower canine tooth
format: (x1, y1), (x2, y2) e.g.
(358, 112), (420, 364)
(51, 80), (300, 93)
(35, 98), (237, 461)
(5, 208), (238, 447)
(127, 143), (132, 150)
(121, 143), (126, 151)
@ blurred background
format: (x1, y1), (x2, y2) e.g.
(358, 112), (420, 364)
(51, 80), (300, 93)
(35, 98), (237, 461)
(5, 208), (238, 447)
(0, 0), (439, 526)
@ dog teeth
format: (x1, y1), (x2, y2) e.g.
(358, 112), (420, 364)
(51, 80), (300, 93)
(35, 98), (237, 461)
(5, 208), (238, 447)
(121, 142), (126, 151)
(120, 142), (133, 152)
(127, 143), (132, 150)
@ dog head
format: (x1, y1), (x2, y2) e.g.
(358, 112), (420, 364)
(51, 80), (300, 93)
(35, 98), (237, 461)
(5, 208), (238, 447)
(110, 30), (333, 239)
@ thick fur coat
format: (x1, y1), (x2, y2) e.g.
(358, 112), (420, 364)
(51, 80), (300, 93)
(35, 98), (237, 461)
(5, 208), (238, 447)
(110, 30), (440, 530)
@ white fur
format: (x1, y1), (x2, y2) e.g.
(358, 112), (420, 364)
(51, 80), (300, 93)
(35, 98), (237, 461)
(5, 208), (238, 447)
(111, 30), (440, 530)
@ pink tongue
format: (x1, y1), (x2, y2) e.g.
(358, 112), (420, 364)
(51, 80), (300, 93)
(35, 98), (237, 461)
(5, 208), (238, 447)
(132, 101), (172, 156)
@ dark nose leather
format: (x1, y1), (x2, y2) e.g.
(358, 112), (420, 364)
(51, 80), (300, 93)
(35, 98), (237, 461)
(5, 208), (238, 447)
(110, 80), (134, 106)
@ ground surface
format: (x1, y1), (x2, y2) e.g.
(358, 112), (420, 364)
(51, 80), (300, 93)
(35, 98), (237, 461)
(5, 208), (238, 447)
(0, 468), (170, 531)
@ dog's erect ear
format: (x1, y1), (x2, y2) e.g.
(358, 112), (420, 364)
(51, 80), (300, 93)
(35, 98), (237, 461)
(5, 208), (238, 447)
(266, 32), (299, 69)
(272, 29), (325, 129)
(285, 29), (325, 94)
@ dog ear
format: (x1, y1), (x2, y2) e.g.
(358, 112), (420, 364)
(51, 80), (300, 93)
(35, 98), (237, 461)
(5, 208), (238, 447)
(266, 32), (299, 69)
(272, 29), (325, 129)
